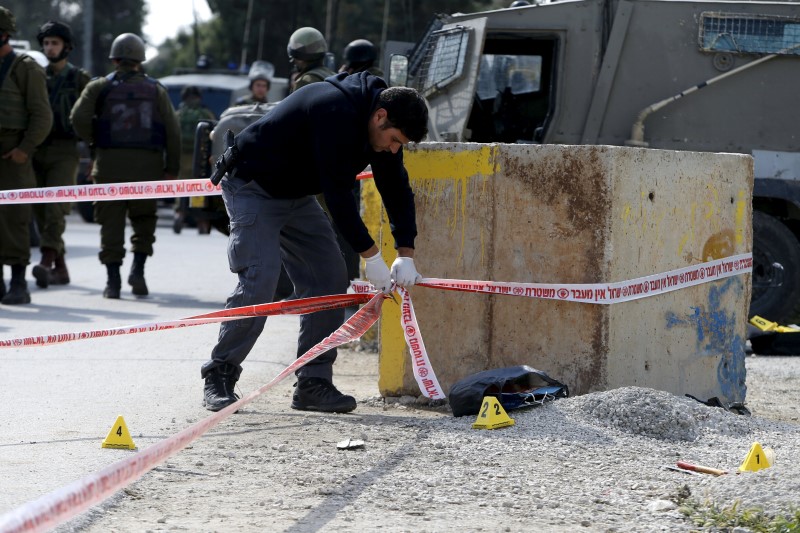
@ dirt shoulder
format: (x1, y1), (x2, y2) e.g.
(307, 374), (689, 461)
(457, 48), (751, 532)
(55, 353), (800, 533)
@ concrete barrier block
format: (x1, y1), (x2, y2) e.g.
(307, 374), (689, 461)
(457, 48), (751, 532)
(375, 143), (752, 405)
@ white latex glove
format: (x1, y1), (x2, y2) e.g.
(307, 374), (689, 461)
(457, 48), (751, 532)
(364, 252), (392, 293)
(390, 256), (422, 287)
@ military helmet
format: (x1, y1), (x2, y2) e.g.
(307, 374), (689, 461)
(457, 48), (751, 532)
(248, 60), (274, 82)
(109, 32), (146, 62)
(343, 39), (377, 66)
(37, 20), (74, 48)
(287, 27), (327, 61)
(0, 6), (16, 34)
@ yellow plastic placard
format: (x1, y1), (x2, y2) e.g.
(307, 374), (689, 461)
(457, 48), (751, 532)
(101, 415), (137, 450)
(739, 442), (773, 472)
(749, 315), (800, 333)
(472, 396), (515, 430)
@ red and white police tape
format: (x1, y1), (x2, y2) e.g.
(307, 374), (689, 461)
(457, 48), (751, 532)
(0, 173), (374, 205)
(399, 286), (445, 400)
(417, 253), (752, 304)
(0, 293), (384, 533)
(0, 179), (221, 205)
(0, 293), (373, 349)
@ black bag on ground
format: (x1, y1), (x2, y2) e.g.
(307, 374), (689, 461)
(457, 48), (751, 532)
(448, 365), (569, 417)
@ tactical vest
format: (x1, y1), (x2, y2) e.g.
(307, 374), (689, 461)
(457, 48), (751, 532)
(94, 72), (166, 150)
(0, 53), (31, 131)
(47, 64), (84, 140)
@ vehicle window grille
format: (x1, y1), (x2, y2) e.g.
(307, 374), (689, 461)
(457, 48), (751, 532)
(699, 12), (800, 55)
(408, 15), (447, 78)
(413, 26), (471, 97)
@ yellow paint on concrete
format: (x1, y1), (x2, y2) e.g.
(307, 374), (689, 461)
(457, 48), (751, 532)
(621, 204), (632, 223)
(377, 146), (498, 393)
(361, 178), (382, 250)
(735, 189), (748, 245)
(378, 218), (405, 394)
(677, 203), (697, 257)
(403, 146), (496, 181)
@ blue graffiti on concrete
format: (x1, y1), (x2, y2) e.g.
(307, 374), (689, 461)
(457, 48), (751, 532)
(665, 277), (746, 403)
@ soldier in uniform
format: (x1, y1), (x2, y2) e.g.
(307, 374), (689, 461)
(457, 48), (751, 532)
(235, 61), (272, 105)
(173, 85), (215, 234)
(31, 20), (90, 289)
(287, 27), (335, 93)
(70, 33), (180, 299)
(0, 6), (53, 305)
(339, 39), (384, 78)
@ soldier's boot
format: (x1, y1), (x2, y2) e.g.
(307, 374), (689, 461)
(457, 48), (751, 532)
(32, 247), (57, 289)
(128, 252), (149, 296)
(50, 253), (70, 285)
(202, 364), (240, 411)
(2, 265), (32, 305)
(103, 263), (122, 299)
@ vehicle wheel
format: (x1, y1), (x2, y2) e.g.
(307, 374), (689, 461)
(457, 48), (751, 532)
(750, 211), (800, 323)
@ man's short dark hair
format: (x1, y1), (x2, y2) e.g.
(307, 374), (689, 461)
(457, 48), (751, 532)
(377, 87), (428, 143)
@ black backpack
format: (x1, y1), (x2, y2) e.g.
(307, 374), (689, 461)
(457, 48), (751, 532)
(448, 365), (569, 417)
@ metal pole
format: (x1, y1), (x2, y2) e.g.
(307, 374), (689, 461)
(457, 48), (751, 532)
(192, 0), (200, 63)
(325, 0), (334, 43)
(82, 0), (93, 73)
(257, 18), (265, 60)
(240, 0), (254, 72)
(380, 0), (390, 63)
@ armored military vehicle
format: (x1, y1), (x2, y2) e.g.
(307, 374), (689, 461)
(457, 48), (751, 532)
(390, 0), (800, 323)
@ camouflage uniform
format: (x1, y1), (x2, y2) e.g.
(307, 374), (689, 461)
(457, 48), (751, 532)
(31, 61), (90, 287)
(176, 99), (215, 180)
(174, 97), (215, 233)
(71, 42), (180, 298)
(292, 63), (335, 92)
(0, 6), (53, 305)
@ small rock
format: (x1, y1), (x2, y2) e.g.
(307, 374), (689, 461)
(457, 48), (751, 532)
(647, 499), (677, 512)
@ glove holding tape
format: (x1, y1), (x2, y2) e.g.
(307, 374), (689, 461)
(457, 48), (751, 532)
(364, 251), (392, 293)
(391, 256), (422, 286)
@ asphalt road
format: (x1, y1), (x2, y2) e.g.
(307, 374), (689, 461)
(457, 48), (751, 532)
(0, 208), (304, 514)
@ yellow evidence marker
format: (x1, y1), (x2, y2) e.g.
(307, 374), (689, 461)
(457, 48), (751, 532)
(472, 396), (515, 430)
(739, 442), (774, 472)
(101, 415), (137, 450)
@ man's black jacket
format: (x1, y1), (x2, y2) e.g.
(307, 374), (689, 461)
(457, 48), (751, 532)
(234, 71), (417, 253)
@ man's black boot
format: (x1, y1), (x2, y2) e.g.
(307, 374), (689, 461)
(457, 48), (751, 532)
(291, 377), (357, 413)
(203, 364), (240, 411)
(128, 252), (148, 296)
(2, 264), (31, 305)
(103, 262), (122, 299)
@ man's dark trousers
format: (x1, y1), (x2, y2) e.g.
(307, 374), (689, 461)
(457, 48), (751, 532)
(201, 175), (349, 380)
